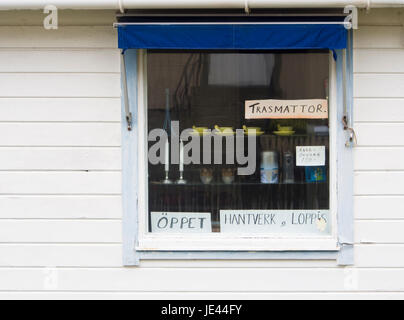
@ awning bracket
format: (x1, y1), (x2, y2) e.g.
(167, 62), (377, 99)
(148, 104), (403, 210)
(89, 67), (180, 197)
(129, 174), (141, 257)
(342, 115), (357, 147)
(342, 44), (355, 148)
(121, 50), (132, 131)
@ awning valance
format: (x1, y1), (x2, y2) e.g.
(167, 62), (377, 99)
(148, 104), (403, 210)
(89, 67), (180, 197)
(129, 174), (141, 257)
(117, 23), (347, 50)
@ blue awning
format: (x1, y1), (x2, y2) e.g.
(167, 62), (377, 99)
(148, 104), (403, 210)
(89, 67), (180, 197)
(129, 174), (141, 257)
(118, 23), (347, 50)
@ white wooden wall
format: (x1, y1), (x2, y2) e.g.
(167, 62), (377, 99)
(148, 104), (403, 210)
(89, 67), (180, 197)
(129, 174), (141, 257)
(0, 9), (403, 299)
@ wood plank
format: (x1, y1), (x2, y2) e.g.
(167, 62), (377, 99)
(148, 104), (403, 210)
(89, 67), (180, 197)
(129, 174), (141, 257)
(0, 267), (403, 291)
(355, 244), (404, 267)
(0, 26), (116, 48)
(0, 268), (352, 291)
(354, 148), (404, 170)
(0, 8), (400, 27)
(0, 220), (121, 243)
(354, 26), (404, 49)
(1, 292), (404, 299)
(0, 73), (120, 97)
(0, 172), (121, 194)
(356, 220), (404, 244)
(355, 172), (404, 195)
(0, 244), (122, 267)
(0, 98), (121, 122)
(354, 99), (404, 122)
(355, 196), (404, 219)
(0, 147), (120, 170)
(0, 244), (401, 268)
(0, 10), (115, 26)
(354, 49), (404, 73)
(354, 123), (404, 146)
(0, 244), (336, 268)
(0, 49), (120, 73)
(0, 195), (121, 219)
(358, 8), (404, 26)
(0, 123), (120, 146)
(354, 74), (404, 98)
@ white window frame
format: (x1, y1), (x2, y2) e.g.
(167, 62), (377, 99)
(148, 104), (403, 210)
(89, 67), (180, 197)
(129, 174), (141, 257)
(135, 49), (339, 252)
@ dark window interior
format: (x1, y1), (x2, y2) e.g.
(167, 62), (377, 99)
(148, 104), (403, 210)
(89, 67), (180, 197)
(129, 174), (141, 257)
(147, 50), (330, 233)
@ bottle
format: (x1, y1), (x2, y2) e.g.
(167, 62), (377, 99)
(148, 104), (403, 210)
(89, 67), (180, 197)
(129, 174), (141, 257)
(282, 151), (295, 184)
(305, 166), (326, 183)
(260, 151), (279, 184)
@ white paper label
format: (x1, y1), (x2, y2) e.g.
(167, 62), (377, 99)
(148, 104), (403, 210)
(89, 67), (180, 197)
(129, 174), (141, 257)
(296, 146), (326, 166)
(220, 210), (331, 234)
(245, 99), (328, 119)
(151, 212), (212, 233)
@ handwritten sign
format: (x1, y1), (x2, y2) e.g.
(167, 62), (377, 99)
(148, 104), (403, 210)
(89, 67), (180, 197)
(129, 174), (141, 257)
(296, 146), (326, 166)
(151, 212), (212, 233)
(220, 210), (330, 234)
(245, 99), (328, 119)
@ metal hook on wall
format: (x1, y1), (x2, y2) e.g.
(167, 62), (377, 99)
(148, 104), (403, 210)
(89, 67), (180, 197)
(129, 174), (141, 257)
(342, 116), (357, 147)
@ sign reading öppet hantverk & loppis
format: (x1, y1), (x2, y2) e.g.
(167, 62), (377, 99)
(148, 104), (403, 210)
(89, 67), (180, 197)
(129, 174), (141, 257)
(245, 99), (328, 119)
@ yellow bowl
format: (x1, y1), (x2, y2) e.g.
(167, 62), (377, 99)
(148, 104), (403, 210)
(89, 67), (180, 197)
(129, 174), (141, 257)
(243, 125), (261, 132)
(214, 125), (234, 133)
(278, 126), (293, 132)
(192, 126), (209, 133)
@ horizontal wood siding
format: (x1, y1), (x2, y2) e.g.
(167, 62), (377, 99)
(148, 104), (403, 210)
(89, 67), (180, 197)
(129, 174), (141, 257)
(0, 98), (121, 122)
(352, 13), (404, 299)
(0, 123), (120, 146)
(0, 8), (402, 298)
(0, 26), (116, 48)
(0, 147), (121, 170)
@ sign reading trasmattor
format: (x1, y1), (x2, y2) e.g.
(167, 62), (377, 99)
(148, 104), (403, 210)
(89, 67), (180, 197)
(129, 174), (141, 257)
(245, 99), (328, 119)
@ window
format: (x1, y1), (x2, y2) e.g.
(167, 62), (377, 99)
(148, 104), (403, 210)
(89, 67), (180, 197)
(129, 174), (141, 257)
(136, 49), (338, 251)
(119, 19), (353, 264)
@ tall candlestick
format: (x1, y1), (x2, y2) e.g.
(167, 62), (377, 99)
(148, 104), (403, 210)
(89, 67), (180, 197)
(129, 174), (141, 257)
(165, 139), (169, 172)
(179, 140), (184, 172)
(162, 136), (172, 184)
(176, 139), (186, 184)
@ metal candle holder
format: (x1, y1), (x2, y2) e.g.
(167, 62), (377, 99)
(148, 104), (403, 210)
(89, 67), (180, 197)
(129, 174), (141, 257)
(161, 88), (173, 184)
(162, 171), (172, 184)
(176, 139), (186, 184)
(176, 171), (186, 184)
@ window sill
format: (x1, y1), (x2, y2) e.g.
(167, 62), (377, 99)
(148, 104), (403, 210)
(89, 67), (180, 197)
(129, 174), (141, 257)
(136, 237), (339, 252)
(136, 250), (339, 261)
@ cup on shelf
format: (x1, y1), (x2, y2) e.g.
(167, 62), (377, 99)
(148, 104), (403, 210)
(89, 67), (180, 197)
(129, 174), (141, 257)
(192, 126), (209, 136)
(242, 125), (264, 136)
(221, 168), (235, 184)
(214, 125), (234, 135)
(277, 124), (293, 132)
(273, 124), (295, 136)
(200, 168), (214, 185)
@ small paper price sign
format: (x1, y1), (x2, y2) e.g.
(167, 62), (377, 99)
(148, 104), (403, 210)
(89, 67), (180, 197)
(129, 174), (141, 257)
(296, 146), (326, 166)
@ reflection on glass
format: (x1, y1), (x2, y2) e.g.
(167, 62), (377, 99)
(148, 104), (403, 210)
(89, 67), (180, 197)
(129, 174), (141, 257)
(146, 50), (330, 234)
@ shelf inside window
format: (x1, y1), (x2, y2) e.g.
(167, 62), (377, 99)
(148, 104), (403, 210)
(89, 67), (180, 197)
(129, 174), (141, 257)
(150, 181), (327, 186)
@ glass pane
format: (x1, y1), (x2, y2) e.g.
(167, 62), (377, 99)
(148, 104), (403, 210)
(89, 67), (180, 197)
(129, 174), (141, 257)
(146, 50), (330, 235)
